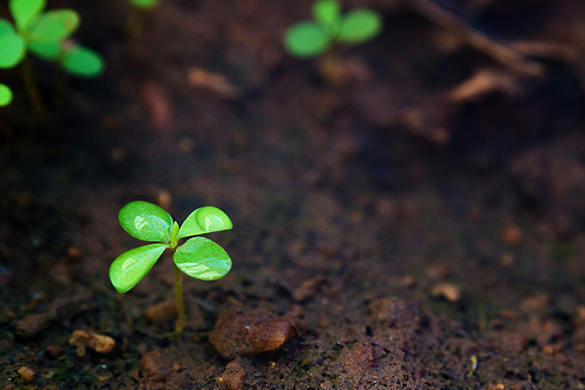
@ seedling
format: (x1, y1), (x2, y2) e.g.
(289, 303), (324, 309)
(0, 0), (104, 112)
(126, 0), (159, 39)
(284, 0), (383, 58)
(110, 201), (233, 332)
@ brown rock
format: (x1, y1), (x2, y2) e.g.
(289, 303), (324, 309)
(17, 366), (35, 382)
(68, 330), (115, 357)
(217, 360), (247, 390)
(209, 306), (299, 360)
(140, 350), (170, 382)
(144, 301), (177, 323)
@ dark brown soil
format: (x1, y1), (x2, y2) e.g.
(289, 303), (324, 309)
(2, 0), (585, 389)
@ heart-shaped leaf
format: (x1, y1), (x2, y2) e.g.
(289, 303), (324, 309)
(61, 45), (104, 77)
(0, 84), (13, 107)
(0, 19), (16, 36)
(312, 0), (341, 29)
(173, 237), (231, 281)
(0, 32), (25, 68)
(130, 0), (159, 10)
(119, 201), (173, 243)
(337, 9), (382, 44)
(284, 21), (330, 58)
(109, 243), (167, 293)
(9, 0), (45, 32)
(177, 206), (233, 239)
(28, 39), (60, 60)
(29, 9), (79, 42)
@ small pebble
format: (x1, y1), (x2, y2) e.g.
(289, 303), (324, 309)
(17, 366), (35, 382)
(69, 330), (115, 357)
(432, 283), (461, 302)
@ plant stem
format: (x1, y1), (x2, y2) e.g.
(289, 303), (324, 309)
(173, 260), (186, 332)
(22, 55), (45, 122)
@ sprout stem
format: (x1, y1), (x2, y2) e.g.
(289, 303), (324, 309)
(173, 260), (186, 332)
(22, 55), (45, 122)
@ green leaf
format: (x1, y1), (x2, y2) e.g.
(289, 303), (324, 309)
(28, 9), (79, 42)
(0, 19), (16, 36)
(28, 39), (60, 60)
(109, 243), (167, 293)
(312, 0), (341, 28)
(119, 201), (174, 243)
(177, 206), (233, 239)
(61, 45), (104, 77)
(9, 0), (45, 32)
(0, 84), (13, 107)
(173, 237), (231, 281)
(0, 32), (25, 68)
(337, 9), (383, 44)
(284, 21), (330, 58)
(130, 0), (159, 10)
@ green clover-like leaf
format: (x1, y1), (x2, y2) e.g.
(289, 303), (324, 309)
(173, 237), (231, 281)
(28, 9), (79, 42)
(0, 84), (13, 107)
(109, 243), (167, 293)
(0, 19), (16, 36)
(177, 206), (233, 239)
(312, 0), (341, 29)
(130, 0), (159, 10)
(9, 0), (45, 32)
(284, 21), (330, 58)
(28, 39), (61, 60)
(61, 45), (105, 77)
(0, 32), (25, 68)
(337, 9), (382, 44)
(119, 200), (174, 243)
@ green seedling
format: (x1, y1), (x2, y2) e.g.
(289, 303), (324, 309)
(0, 0), (104, 112)
(0, 84), (13, 106)
(110, 201), (233, 332)
(126, 0), (159, 39)
(284, 0), (383, 58)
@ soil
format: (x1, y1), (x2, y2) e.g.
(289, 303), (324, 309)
(1, 0), (585, 389)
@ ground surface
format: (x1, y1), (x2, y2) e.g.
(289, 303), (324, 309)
(1, 0), (585, 389)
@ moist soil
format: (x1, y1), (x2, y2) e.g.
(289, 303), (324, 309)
(1, 0), (585, 389)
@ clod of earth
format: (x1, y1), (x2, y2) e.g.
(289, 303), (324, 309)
(68, 330), (115, 357)
(216, 359), (247, 390)
(16, 291), (94, 338)
(209, 306), (305, 360)
(140, 350), (171, 382)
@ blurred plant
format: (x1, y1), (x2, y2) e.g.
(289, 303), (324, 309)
(0, 0), (104, 113)
(126, 0), (159, 39)
(284, 0), (383, 58)
(110, 201), (233, 332)
(0, 84), (13, 106)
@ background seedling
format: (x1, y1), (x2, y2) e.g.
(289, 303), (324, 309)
(126, 0), (159, 39)
(0, 84), (13, 106)
(0, 0), (104, 114)
(284, 0), (383, 58)
(110, 201), (233, 332)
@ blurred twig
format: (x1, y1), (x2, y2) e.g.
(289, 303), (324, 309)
(409, 0), (545, 78)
